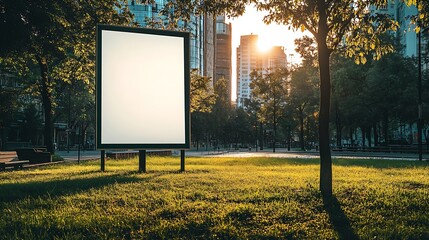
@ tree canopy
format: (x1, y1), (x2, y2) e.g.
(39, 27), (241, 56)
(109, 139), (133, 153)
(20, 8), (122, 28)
(159, 0), (404, 196)
(250, 67), (289, 152)
(0, 0), (134, 152)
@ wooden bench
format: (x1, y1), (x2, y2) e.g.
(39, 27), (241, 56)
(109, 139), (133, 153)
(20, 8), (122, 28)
(0, 151), (18, 162)
(16, 148), (52, 164)
(0, 160), (30, 171)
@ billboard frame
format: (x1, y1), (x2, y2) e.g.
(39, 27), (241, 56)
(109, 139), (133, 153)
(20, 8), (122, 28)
(96, 24), (190, 150)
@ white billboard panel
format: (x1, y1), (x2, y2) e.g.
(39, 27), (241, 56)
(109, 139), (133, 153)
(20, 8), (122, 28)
(96, 25), (190, 149)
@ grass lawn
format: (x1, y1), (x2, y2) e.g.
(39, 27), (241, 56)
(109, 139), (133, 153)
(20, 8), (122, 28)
(0, 156), (428, 239)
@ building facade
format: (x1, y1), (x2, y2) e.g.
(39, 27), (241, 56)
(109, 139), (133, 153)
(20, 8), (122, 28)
(236, 34), (287, 108)
(214, 16), (232, 104)
(236, 34), (259, 108)
(374, 0), (427, 58)
(127, 0), (215, 78)
(260, 46), (288, 71)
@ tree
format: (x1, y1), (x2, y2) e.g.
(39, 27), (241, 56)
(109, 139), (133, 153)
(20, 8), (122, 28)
(226, 108), (254, 149)
(147, 0), (399, 196)
(54, 79), (96, 150)
(210, 77), (232, 147)
(190, 69), (216, 113)
(250, 67), (288, 152)
(0, 78), (20, 150)
(189, 70), (216, 150)
(0, 0), (134, 153)
(289, 67), (319, 150)
(290, 37), (319, 150)
(331, 55), (373, 146)
(254, 0), (397, 196)
(366, 53), (418, 144)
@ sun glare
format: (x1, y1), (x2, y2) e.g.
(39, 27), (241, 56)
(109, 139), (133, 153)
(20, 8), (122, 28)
(257, 37), (273, 52)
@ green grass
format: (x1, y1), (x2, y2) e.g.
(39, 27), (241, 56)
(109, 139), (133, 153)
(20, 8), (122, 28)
(0, 157), (428, 239)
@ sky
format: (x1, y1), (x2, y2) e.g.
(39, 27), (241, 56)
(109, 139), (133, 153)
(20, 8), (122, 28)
(226, 5), (309, 102)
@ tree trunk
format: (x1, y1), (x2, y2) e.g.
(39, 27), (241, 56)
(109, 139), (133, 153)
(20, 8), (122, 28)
(374, 124), (379, 146)
(335, 102), (342, 147)
(37, 56), (54, 153)
(383, 112), (389, 145)
(361, 127), (366, 147)
(273, 100), (277, 153)
(299, 108), (305, 150)
(259, 122), (264, 150)
(288, 125), (291, 151)
(368, 126), (372, 147)
(316, 0), (332, 197)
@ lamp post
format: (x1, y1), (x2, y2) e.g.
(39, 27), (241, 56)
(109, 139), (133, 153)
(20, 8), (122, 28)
(417, 9), (428, 161)
(418, 20), (422, 161)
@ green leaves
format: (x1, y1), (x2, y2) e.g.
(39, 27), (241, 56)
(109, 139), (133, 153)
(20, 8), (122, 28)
(190, 70), (216, 113)
(250, 67), (289, 124)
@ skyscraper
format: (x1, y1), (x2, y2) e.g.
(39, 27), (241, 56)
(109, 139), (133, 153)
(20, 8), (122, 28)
(214, 16), (232, 104)
(126, 0), (215, 78)
(236, 34), (287, 108)
(260, 46), (287, 71)
(236, 34), (259, 108)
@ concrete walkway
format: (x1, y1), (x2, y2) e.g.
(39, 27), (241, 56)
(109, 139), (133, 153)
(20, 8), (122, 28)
(56, 149), (429, 161)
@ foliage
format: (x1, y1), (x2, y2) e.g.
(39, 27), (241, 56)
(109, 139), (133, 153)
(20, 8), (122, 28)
(252, 0), (400, 195)
(0, 157), (428, 239)
(294, 35), (318, 67)
(332, 56), (372, 128)
(250, 68), (288, 124)
(0, 0), (134, 152)
(256, 0), (397, 62)
(250, 68), (288, 151)
(406, 0), (429, 31)
(330, 50), (419, 146)
(190, 69), (216, 113)
(366, 53), (418, 123)
(158, 0), (408, 194)
(138, 0), (249, 19)
(288, 66), (319, 150)
(227, 108), (255, 147)
(210, 78), (233, 146)
(0, 86), (20, 129)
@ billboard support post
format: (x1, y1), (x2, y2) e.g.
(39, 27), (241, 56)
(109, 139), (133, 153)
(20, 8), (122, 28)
(101, 150), (105, 172)
(180, 150), (185, 172)
(139, 150), (146, 173)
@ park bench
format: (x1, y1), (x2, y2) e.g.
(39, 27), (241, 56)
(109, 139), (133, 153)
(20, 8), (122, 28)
(0, 151), (18, 162)
(0, 160), (30, 171)
(16, 148), (52, 164)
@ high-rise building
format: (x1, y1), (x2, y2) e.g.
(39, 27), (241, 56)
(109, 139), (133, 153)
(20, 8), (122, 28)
(236, 34), (259, 108)
(236, 34), (287, 108)
(374, 0), (427, 58)
(260, 46), (287, 70)
(214, 16), (232, 104)
(127, 0), (215, 78)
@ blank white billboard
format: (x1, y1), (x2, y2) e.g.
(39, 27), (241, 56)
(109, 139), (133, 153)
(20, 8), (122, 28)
(96, 25), (190, 149)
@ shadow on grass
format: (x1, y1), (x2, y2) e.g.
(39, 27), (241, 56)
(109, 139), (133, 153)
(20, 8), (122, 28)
(0, 168), (210, 204)
(0, 173), (143, 203)
(221, 157), (429, 169)
(333, 158), (429, 169)
(323, 194), (358, 240)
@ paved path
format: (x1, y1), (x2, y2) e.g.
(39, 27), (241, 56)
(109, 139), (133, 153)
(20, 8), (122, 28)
(56, 149), (429, 161)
